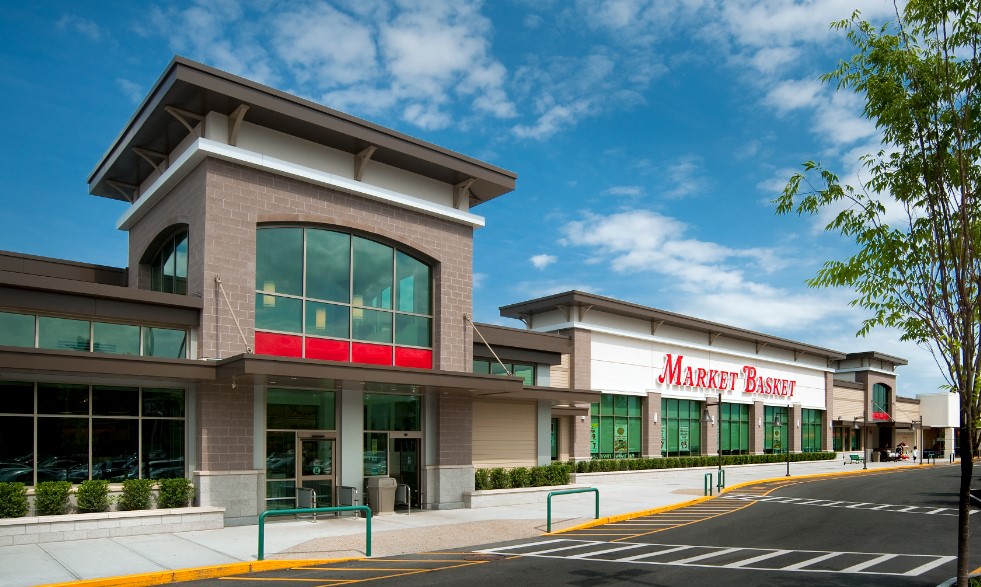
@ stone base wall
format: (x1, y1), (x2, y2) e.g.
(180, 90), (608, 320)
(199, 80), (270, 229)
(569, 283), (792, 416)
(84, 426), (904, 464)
(0, 507), (224, 546)
(194, 469), (261, 525)
(425, 465), (474, 510)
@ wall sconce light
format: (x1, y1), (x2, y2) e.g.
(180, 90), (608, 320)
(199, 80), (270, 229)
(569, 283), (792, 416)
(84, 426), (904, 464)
(579, 415), (585, 423)
(796, 419), (800, 429)
(758, 417), (762, 428)
(315, 307), (327, 330)
(653, 412), (658, 424)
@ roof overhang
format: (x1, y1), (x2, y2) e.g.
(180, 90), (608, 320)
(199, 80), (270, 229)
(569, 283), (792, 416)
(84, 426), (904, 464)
(89, 56), (516, 208)
(0, 346), (215, 383)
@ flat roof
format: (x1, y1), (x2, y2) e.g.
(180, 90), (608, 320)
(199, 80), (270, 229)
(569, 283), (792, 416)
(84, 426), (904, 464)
(501, 290), (848, 360)
(89, 56), (516, 207)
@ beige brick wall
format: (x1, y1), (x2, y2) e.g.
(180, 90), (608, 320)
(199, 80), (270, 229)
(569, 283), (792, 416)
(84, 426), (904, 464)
(196, 382), (254, 471)
(437, 395), (473, 466)
(126, 157), (475, 369)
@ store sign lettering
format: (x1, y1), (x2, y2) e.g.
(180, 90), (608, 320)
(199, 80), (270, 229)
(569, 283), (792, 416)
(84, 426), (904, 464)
(657, 354), (796, 397)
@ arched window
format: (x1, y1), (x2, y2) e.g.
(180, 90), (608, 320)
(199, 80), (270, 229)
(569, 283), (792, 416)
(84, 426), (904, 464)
(149, 230), (188, 295)
(873, 383), (890, 418)
(254, 226), (433, 369)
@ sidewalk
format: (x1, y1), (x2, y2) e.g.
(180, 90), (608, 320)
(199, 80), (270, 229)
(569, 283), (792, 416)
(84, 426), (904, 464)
(2, 459), (923, 587)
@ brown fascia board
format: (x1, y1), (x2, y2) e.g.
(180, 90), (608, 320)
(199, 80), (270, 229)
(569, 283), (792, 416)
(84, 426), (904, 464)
(215, 353), (527, 393)
(0, 250), (127, 287)
(833, 380), (865, 390)
(473, 344), (563, 366)
(500, 290), (848, 360)
(0, 346), (215, 381)
(844, 351), (909, 366)
(89, 56), (516, 206)
(472, 322), (572, 354)
(0, 270), (201, 320)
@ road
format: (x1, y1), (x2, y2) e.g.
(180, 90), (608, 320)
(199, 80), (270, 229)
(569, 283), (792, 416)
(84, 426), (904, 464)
(188, 466), (979, 586)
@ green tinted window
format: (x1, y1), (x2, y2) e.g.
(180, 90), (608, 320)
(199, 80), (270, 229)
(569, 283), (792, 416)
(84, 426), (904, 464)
(511, 363), (535, 386)
(38, 383), (89, 415)
(92, 386), (139, 417)
(150, 230), (188, 295)
(353, 237), (392, 310)
(473, 360), (491, 374)
(93, 322), (140, 355)
(306, 302), (350, 339)
(38, 317), (89, 351)
(306, 229), (350, 302)
(143, 388), (185, 418)
(267, 388), (335, 430)
(395, 314), (431, 347)
(257, 228), (303, 296)
(0, 312), (34, 347)
(364, 394), (420, 431)
(255, 295), (302, 333)
(396, 251), (431, 314)
(143, 327), (187, 358)
(352, 308), (392, 343)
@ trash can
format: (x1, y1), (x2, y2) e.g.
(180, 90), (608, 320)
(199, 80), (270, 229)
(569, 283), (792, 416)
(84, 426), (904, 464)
(871, 450), (881, 462)
(366, 477), (397, 514)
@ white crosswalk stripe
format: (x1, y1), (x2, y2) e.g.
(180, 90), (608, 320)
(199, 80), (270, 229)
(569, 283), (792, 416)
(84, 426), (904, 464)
(478, 539), (956, 577)
(725, 493), (973, 515)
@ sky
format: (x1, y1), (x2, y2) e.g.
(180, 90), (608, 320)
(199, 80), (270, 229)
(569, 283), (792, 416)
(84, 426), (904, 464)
(0, 0), (948, 397)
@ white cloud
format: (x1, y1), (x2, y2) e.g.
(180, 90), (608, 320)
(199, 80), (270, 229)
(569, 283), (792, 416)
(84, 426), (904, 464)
(607, 186), (644, 196)
(530, 254), (557, 269)
(512, 280), (602, 299)
(765, 79), (823, 114)
(662, 155), (707, 199)
(56, 14), (101, 41)
(513, 99), (591, 140)
(115, 79), (144, 104)
(473, 272), (487, 290)
(270, 4), (378, 86)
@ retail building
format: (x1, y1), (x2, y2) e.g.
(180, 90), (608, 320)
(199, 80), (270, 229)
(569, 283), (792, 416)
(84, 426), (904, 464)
(0, 57), (955, 524)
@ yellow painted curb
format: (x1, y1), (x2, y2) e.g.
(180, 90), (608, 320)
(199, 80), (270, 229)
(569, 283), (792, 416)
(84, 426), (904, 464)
(549, 462), (923, 535)
(37, 557), (362, 587)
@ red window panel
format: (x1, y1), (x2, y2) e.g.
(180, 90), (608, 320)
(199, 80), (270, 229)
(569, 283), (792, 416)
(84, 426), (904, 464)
(352, 342), (393, 366)
(395, 347), (432, 369)
(255, 332), (302, 358)
(306, 338), (350, 362)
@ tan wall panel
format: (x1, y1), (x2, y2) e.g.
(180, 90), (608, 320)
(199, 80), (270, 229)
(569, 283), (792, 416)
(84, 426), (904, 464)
(550, 354), (570, 389)
(473, 400), (536, 468)
(833, 387), (865, 420)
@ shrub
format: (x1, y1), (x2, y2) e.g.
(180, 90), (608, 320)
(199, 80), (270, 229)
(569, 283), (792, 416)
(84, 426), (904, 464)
(474, 468), (491, 490)
(76, 480), (110, 513)
(509, 467), (530, 488)
(529, 466), (549, 487)
(489, 468), (510, 490)
(157, 478), (194, 509)
(34, 481), (72, 516)
(0, 482), (29, 518)
(118, 479), (155, 511)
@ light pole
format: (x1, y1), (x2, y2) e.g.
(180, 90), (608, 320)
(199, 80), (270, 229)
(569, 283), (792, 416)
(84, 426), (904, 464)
(773, 412), (790, 477)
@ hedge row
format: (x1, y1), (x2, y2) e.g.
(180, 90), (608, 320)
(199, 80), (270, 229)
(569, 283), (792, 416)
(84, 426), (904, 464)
(475, 452), (837, 489)
(0, 478), (195, 518)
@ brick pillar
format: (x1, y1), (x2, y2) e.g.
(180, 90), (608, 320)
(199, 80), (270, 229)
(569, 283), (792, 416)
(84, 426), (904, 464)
(570, 412), (592, 461)
(566, 328), (591, 389)
(790, 403), (802, 452)
(644, 392), (662, 457)
(751, 401), (764, 454)
(437, 395), (472, 465)
(824, 372), (835, 451)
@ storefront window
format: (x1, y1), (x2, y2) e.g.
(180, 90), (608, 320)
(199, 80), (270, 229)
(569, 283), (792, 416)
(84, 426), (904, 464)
(764, 405), (789, 454)
(364, 432), (388, 476)
(720, 403), (750, 455)
(38, 317), (90, 351)
(143, 327), (188, 358)
(267, 388), (336, 430)
(364, 394), (420, 431)
(255, 226), (433, 368)
(660, 398), (703, 457)
(5, 311), (187, 359)
(93, 322), (140, 355)
(591, 394), (643, 459)
(801, 409), (823, 452)
(0, 382), (185, 484)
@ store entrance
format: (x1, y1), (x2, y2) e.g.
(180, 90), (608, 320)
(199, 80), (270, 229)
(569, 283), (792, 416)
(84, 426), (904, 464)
(266, 431), (335, 510)
(389, 436), (421, 508)
(298, 436), (335, 508)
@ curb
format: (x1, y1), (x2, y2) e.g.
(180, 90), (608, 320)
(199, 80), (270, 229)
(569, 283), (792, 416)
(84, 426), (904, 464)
(37, 558), (362, 587)
(549, 463), (920, 535)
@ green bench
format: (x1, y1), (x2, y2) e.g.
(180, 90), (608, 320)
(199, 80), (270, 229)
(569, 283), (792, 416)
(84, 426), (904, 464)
(845, 453), (865, 464)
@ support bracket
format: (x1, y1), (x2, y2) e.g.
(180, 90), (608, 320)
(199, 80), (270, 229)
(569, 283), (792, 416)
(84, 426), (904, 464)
(354, 145), (377, 181)
(228, 103), (250, 146)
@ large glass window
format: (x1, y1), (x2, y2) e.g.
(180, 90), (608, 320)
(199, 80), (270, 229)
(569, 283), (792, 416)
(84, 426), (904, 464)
(0, 311), (34, 347)
(255, 227), (434, 368)
(266, 388), (336, 430)
(764, 405), (789, 454)
(473, 359), (536, 386)
(8, 311), (187, 358)
(364, 394), (421, 431)
(801, 409), (823, 453)
(873, 383), (890, 418)
(590, 394), (643, 459)
(720, 403), (750, 455)
(0, 382), (185, 484)
(660, 398), (703, 457)
(150, 229), (188, 295)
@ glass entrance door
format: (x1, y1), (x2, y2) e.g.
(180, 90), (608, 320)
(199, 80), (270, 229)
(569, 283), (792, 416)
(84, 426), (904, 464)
(389, 437), (420, 508)
(299, 437), (334, 508)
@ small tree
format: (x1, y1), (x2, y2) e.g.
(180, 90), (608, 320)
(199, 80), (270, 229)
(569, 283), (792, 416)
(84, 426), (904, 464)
(777, 3), (981, 584)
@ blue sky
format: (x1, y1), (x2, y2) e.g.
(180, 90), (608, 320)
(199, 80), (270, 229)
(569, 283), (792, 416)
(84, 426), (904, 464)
(0, 1), (945, 397)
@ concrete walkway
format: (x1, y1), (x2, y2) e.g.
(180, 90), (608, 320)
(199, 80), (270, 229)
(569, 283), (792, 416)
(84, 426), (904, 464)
(1, 458), (929, 587)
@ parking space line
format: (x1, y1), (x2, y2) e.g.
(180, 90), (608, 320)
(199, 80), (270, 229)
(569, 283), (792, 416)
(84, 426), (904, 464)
(840, 553), (897, 573)
(783, 551), (842, 570)
(671, 547), (743, 564)
(724, 549), (791, 568)
(567, 543), (649, 559)
(619, 545), (694, 561)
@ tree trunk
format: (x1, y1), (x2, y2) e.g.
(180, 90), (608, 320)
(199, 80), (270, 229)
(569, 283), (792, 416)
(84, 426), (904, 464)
(957, 412), (975, 587)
